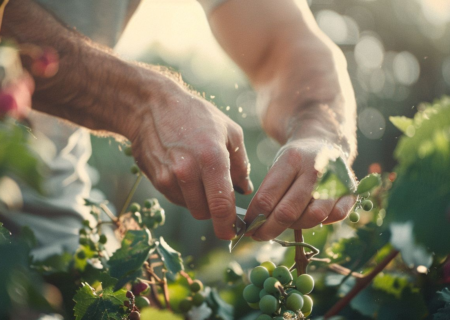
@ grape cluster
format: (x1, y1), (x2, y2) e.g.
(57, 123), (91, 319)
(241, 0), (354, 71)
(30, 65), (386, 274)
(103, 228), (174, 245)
(349, 192), (373, 223)
(124, 291), (141, 320)
(128, 198), (165, 230)
(77, 214), (107, 260)
(132, 281), (151, 310)
(178, 279), (206, 313)
(243, 262), (314, 320)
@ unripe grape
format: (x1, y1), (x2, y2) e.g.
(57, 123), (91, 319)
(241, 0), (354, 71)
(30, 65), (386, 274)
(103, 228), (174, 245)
(296, 274), (314, 294)
(360, 191), (370, 198)
(247, 302), (260, 309)
(260, 261), (276, 276)
(99, 234), (107, 244)
(179, 298), (193, 313)
(250, 266), (270, 288)
(79, 238), (89, 246)
(128, 311), (140, 320)
(132, 282), (150, 296)
(192, 292), (205, 306)
(259, 295), (279, 315)
(130, 165), (140, 174)
(301, 295), (313, 317)
(154, 210), (165, 225)
(124, 146), (133, 156)
(272, 266), (293, 285)
(135, 296), (150, 309)
(79, 229), (87, 235)
(259, 289), (270, 299)
(255, 315), (272, 320)
(286, 293), (304, 312)
(349, 211), (360, 223)
(361, 199), (373, 211)
(190, 280), (203, 293)
(144, 199), (154, 208)
(243, 284), (260, 303)
(129, 203), (141, 213)
(263, 277), (281, 294)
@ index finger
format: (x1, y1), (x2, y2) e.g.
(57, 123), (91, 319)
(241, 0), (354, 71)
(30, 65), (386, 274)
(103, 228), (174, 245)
(201, 147), (236, 240)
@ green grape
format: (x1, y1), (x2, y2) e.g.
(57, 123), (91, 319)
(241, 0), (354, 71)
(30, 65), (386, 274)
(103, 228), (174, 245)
(135, 296), (150, 309)
(255, 315), (272, 320)
(250, 266), (270, 288)
(192, 292), (205, 306)
(260, 261), (276, 276)
(272, 266), (293, 285)
(259, 289), (270, 299)
(179, 298), (193, 313)
(190, 280), (203, 293)
(301, 295), (313, 317)
(124, 146), (133, 156)
(360, 191), (370, 198)
(99, 234), (107, 244)
(79, 238), (89, 246)
(295, 274), (314, 294)
(263, 277), (281, 294)
(129, 203), (141, 213)
(286, 289), (303, 297)
(286, 293), (304, 312)
(259, 295), (279, 315)
(361, 199), (373, 211)
(273, 316), (284, 320)
(144, 199), (154, 208)
(154, 209), (165, 225)
(243, 284), (260, 303)
(130, 165), (140, 174)
(79, 229), (87, 235)
(76, 250), (86, 260)
(247, 302), (260, 309)
(349, 211), (360, 223)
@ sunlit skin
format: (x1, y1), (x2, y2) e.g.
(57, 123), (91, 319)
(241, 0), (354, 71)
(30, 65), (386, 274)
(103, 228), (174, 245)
(2, 0), (356, 241)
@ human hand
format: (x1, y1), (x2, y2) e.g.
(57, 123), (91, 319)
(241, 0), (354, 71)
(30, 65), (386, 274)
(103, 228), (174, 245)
(244, 139), (355, 241)
(128, 77), (253, 240)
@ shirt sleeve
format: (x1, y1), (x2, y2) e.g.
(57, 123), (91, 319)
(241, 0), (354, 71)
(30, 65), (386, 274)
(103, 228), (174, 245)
(197, 0), (229, 15)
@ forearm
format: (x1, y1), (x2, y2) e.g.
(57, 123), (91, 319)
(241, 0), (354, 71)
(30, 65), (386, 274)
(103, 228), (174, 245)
(2, 0), (177, 140)
(208, 0), (356, 158)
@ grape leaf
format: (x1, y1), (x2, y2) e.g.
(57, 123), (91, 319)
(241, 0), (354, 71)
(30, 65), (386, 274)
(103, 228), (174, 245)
(204, 288), (234, 320)
(73, 283), (127, 320)
(314, 156), (355, 199)
(356, 173), (381, 195)
(0, 222), (11, 244)
(32, 252), (72, 274)
(156, 237), (184, 277)
(108, 229), (154, 290)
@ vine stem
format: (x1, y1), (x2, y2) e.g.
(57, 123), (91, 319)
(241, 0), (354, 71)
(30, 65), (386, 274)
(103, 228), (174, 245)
(294, 230), (309, 275)
(119, 173), (142, 217)
(99, 203), (119, 226)
(324, 249), (399, 319)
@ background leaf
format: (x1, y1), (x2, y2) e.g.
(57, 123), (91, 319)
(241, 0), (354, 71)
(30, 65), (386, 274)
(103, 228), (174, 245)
(156, 237), (184, 277)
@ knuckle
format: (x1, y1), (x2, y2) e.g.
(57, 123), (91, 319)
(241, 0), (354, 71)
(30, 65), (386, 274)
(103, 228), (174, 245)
(154, 172), (173, 192)
(253, 192), (276, 214)
(284, 148), (303, 166)
(172, 159), (195, 181)
(209, 197), (233, 220)
(273, 204), (298, 226)
(309, 205), (329, 223)
(199, 146), (224, 166)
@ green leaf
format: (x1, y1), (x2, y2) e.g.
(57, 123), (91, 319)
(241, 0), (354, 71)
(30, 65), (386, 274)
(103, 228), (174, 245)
(156, 237), (184, 277)
(73, 283), (128, 320)
(356, 173), (382, 195)
(437, 288), (450, 303)
(32, 252), (72, 274)
(205, 288), (234, 320)
(0, 222), (11, 244)
(434, 288), (450, 320)
(108, 229), (154, 290)
(390, 116), (414, 134)
(314, 156), (355, 199)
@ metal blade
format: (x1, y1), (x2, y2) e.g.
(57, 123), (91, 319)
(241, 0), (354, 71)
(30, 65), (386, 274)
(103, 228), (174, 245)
(229, 207), (247, 252)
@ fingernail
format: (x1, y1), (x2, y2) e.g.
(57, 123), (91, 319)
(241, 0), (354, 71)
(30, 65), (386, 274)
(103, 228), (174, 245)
(247, 180), (254, 194)
(234, 186), (245, 194)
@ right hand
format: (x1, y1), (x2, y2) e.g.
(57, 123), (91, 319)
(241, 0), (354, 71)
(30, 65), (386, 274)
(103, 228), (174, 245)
(127, 77), (253, 240)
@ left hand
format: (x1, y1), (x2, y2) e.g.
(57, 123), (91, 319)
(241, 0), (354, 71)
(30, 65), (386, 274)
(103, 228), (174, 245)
(244, 137), (355, 241)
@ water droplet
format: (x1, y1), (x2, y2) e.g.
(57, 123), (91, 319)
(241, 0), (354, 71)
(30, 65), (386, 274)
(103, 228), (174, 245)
(210, 95), (215, 99)
(219, 191), (222, 194)
(226, 106), (230, 111)
(312, 232), (315, 235)
(319, 223), (323, 228)
(201, 236), (206, 241)
(234, 147), (240, 152)
(181, 156), (184, 160)
(238, 107), (243, 113)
